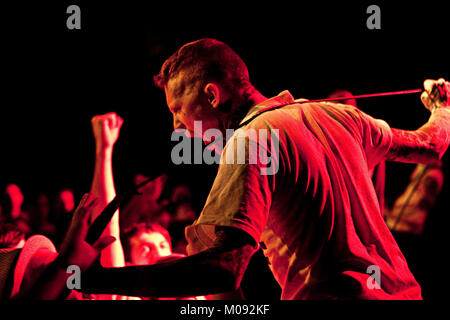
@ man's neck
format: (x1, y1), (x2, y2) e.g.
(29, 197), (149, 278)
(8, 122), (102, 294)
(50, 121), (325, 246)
(224, 89), (267, 130)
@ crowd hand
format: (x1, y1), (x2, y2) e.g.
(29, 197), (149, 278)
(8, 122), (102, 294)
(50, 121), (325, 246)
(91, 112), (124, 151)
(421, 78), (450, 112)
(57, 194), (116, 271)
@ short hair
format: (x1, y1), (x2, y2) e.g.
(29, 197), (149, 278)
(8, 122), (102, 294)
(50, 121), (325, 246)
(327, 89), (357, 107)
(153, 38), (250, 92)
(121, 222), (172, 263)
(0, 223), (25, 249)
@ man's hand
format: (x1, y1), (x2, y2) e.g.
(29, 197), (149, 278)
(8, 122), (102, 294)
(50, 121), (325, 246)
(421, 78), (450, 112)
(91, 112), (124, 152)
(58, 194), (116, 271)
(387, 78), (450, 164)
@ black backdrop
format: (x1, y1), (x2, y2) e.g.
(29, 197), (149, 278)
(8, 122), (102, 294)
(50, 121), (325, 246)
(1, 1), (449, 299)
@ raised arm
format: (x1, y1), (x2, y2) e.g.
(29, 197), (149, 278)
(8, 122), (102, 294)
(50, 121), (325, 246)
(386, 79), (450, 164)
(89, 113), (125, 267)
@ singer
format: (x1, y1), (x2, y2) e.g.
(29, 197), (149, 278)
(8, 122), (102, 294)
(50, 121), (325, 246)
(51, 38), (450, 300)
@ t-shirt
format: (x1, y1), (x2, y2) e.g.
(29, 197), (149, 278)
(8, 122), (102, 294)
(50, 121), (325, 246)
(185, 91), (422, 300)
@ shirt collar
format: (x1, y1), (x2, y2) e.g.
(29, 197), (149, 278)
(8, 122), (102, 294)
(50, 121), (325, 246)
(239, 90), (295, 126)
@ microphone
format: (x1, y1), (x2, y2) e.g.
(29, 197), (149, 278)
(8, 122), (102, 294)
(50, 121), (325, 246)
(85, 171), (166, 245)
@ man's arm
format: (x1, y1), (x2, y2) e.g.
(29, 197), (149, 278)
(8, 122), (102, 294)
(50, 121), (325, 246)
(15, 195), (115, 300)
(386, 79), (450, 164)
(80, 227), (258, 298)
(89, 113), (125, 267)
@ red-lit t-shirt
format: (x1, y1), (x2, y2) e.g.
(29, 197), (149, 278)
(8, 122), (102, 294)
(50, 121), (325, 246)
(186, 91), (422, 300)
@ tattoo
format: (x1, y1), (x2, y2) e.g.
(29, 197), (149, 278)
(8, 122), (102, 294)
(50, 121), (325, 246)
(388, 129), (435, 162)
(387, 108), (450, 163)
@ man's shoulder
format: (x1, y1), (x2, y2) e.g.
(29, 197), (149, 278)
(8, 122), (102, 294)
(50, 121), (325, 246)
(243, 100), (360, 127)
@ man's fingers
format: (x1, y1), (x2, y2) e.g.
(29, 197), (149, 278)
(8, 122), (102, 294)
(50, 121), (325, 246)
(83, 195), (99, 212)
(421, 91), (433, 110)
(117, 116), (124, 129)
(79, 196), (99, 224)
(74, 193), (89, 215)
(110, 113), (123, 129)
(422, 78), (450, 109)
(72, 193), (98, 225)
(424, 79), (435, 93)
(93, 236), (116, 251)
(91, 112), (123, 130)
(101, 118), (110, 131)
(113, 113), (119, 128)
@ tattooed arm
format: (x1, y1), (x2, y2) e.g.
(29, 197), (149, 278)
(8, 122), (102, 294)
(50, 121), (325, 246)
(386, 79), (450, 164)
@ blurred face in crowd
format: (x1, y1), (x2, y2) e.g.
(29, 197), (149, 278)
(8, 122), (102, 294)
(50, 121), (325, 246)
(37, 194), (50, 218)
(129, 231), (172, 265)
(58, 189), (75, 213)
(4, 184), (24, 219)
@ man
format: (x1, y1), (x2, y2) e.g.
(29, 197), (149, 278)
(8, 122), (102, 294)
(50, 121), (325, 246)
(121, 222), (209, 300)
(62, 39), (449, 299)
(89, 111), (278, 300)
(1, 111), (126, 300)
(122, 223), (173, 266)
(1, 184), (32, 236)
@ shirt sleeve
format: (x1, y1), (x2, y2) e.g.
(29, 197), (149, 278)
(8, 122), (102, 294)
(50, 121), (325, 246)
(185, 131), (274, 255)
(357, 110), (393, 170)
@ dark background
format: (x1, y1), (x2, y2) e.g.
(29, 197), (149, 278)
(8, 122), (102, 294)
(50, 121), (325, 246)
(1, 1), (449, 299)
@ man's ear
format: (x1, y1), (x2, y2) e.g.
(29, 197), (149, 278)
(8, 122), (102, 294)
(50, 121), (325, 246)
(204, 83), (221, 108)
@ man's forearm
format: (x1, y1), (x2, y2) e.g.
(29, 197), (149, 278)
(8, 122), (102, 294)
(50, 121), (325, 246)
(387, 108), (450, 164)
(80, 244), (256, 298)
(423, 108), (450, 157)
(91, 147), (116, 214)
(90, 147), (125, 267)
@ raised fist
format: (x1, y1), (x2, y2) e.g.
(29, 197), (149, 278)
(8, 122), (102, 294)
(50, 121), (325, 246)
(91, 112), (124, 150)
(421, 78), (450, 112)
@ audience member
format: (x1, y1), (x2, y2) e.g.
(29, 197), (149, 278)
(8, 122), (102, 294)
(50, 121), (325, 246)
(1, 184), (32, 236)
(0, 224), (26, 249)
(121, 221), (206, 300)
(28, 193), (56, 239)
(122, 222), (174, 266)
(52, 188), (76, 248)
